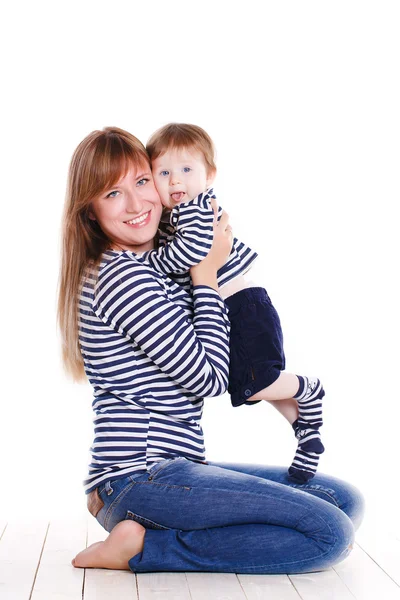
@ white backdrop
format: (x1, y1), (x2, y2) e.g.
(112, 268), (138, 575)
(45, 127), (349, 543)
(1, 1), (399, 531)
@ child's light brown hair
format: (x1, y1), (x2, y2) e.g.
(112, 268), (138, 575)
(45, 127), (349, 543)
(146, 123), (216, 175)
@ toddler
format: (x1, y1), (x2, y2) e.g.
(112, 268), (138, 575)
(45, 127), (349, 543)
(143, 123), (325, 483)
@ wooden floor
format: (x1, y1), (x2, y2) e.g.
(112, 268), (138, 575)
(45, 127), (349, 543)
(0, 514), (399, 600)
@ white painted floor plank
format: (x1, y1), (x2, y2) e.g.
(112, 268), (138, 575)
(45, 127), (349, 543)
(356, 528), (400, 587)
(137, 573), (191, 599)
(0, 520), (49, 600)
(83, 515), (138, 600)
(31, 517), (87, 600)
(186, 572), (246, 599)
(334, 543), (400, 600)
(239, 574), (301, 599)
(2, 514), (399, 600)
(290, 568), (354, 600)
(85, 568), (137, 599)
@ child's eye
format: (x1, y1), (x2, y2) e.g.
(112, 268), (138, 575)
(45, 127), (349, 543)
(183, 167), (191, 173)
(106, 190), (119, 198)
(137, 178), (149, 186)
(160, 170), (169, 177)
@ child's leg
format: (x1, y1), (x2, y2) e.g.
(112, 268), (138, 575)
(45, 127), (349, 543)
(247, 373), (325, 484)
(246, 372), (299, 401)
(246, 373), (325, 453)
(225, 289), (324, 483)
(266, 397), (298, 425)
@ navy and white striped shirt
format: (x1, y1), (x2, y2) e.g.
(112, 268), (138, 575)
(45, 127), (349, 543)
(79, 250), (230, 494)
(148, 189), (258, 292)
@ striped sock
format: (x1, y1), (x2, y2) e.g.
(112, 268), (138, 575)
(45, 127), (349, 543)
(293, 376), (325, 453)
(288, 445), (320, 483)
(288, 420), (319, 483)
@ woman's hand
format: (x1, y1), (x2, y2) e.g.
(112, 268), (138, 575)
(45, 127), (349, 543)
(190, 198), (233, 290)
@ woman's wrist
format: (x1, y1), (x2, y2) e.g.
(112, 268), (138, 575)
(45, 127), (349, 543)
(190, 265), (219, 291)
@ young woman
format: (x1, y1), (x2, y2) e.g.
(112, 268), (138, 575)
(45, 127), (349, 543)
(58, 126), (364, 573)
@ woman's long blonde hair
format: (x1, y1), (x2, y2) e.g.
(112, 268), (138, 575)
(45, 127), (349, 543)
(58, 127), (150, 381)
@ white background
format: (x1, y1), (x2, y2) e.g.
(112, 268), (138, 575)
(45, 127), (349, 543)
(0, 1), (399, 531)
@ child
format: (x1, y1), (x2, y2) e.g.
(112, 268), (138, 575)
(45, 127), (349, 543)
(143, 123), (325, 483)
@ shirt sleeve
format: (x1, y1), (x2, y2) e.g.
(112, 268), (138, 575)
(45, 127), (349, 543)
(153, 189), (258, 290)
(92, 256), (230, 398)
(139, 192), (215, 275)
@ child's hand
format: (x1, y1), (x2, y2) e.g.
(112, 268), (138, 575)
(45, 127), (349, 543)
(191, 200), (233, 275)
(210, 197), (218, 220)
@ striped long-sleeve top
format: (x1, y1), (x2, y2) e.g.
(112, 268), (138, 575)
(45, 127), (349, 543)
(141, 189), (258, 292)
(79, 249), (231, 494)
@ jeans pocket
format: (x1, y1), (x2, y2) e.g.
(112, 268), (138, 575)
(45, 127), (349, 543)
(87, 488), (105, 518)
(125, 510), (170, 530)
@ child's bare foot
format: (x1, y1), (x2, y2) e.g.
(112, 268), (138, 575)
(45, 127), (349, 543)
(72, 520), (145, 570)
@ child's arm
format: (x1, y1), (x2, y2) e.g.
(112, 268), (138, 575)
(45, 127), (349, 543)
(144, 190), (258, 291)
(139, 192), (216, 275)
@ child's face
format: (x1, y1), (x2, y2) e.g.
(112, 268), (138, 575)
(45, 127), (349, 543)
(151, 147), (215, 210)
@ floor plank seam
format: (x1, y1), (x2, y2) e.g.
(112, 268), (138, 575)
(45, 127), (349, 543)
(134, 573), (139, 599)
(81, 569), (86, 600)
(81, 521), (89, 600)
(28, 522), (50, 600)
(354, 541), (400, 588)
(330, 567), (358, 600)
(287, 576), (305, 599)
(184, 572), (194, 599)
(332, 543), (367, 599)
(236, 573), (249, 599)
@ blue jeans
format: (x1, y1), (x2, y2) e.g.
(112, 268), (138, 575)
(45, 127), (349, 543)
(93, 458), (365, 574)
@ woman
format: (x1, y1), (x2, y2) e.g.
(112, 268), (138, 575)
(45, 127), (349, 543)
(58, 126), (364, 573)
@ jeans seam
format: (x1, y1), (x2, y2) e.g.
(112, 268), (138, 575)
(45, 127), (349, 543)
(310, 490), (340, 507)
(104, 480), (136, 531)
(292, 505), (337, 543)
(297, 486), (340, 508)
(126, 510), (170, 531)
(132, 481), (192, 490)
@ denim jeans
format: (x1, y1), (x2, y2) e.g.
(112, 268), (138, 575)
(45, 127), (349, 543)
(92, 458), (365, 574)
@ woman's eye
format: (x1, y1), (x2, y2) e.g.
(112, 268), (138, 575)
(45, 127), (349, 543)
(137, 178), (149, 186)
(106, 190), (119, 198)
(183, 167), (191, 173)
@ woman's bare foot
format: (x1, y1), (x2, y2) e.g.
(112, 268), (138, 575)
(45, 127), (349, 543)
(72, 520), (146, 570)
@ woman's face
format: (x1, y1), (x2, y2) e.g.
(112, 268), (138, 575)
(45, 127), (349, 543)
(89, 162), (162, 253)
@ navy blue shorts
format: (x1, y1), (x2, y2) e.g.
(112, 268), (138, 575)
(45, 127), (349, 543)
(225, 287), (285, 407)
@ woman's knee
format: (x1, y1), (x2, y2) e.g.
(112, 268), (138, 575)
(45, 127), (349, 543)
(320, 506), (355, 567)
(342, 482), (365, 531)
(297, 500), (355, 569)
(322, 476), (365, 532)
(300, 472), (366, 532)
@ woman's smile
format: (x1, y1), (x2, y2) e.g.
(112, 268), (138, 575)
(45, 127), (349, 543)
(124, 210), (152, 227)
